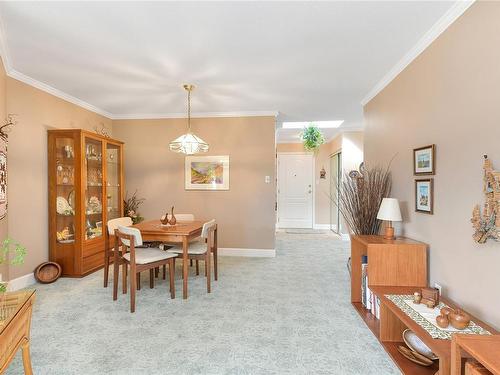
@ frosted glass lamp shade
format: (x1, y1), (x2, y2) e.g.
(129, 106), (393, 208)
(377, 198), (402, 222)
(169, 132), (209, 155)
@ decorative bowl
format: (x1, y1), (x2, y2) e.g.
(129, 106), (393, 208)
(402, 329), (438, 360)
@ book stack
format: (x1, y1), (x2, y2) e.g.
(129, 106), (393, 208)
(361, 255), (380, 319)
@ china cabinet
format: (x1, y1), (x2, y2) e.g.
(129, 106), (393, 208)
(48, 129), (124, 277)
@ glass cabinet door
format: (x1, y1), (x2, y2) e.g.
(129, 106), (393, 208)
(84, 137), (103, 241)
(55, 137), (76, 244)
(106, 143), (122, 221)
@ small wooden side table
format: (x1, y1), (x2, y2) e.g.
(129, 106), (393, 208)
(451, 334), (500, 374)
(0, 290), (36, 375)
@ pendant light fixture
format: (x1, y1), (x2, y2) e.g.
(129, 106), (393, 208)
(169, 84), (209, 155)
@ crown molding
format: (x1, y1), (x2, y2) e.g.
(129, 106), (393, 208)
(8, 68), (114, 118)
(361, 0), (475, 107)
(111, 111), (279, 120)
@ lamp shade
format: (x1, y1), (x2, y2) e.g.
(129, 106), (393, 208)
(377, 198), (402, 222)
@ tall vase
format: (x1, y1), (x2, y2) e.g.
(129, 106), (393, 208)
(169, 206), (177, 225)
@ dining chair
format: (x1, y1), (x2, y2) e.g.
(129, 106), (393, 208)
(166, 219), (218, 293)
(114, 225), (177, 313)
(105, 217), (133, 288)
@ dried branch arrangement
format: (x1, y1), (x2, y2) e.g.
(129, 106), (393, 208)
(0, 114), (17, 139)
(332, 163), (392, 235)
(124, 190), (145, 224)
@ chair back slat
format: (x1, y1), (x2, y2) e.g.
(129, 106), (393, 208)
(117, 225), (143, 247)
(107, 217), (133, 235)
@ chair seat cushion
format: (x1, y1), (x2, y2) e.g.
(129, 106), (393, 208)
(166, 241), (207, 255)
(123, 248), (177, 264)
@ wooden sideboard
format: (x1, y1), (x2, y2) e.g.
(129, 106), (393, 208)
(0, 290), (36, 374)
(351, 235), (428, 304)
(451, 334), (500, 374)
(350, 235), (499, 375)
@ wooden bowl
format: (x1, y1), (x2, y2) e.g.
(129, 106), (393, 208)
(34, 262), (62, 284)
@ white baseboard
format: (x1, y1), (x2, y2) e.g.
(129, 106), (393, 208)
(313, 224), (332, 230)
(7, 273), (37, 291)
(218, 248), (276, 258)
(341, 234), (351, 241)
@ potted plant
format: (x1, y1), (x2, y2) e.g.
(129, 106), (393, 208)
(0, 238), (27, 293)
(124, 190), (145, 224)
(301, 124), (325, 151)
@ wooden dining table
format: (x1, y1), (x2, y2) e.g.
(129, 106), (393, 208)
(132, 220), (214, 299)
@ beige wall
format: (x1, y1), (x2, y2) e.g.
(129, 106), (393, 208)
(6, 76), (112, 279)
(277, 131), (363, 227)
(364, 2), (500, 329)
(113, 117), (276, 250)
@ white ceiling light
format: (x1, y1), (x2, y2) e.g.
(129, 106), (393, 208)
(281, 121), (344, 129)
(169, 84), (209, 155)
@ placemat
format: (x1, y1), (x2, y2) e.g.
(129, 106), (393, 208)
(385, 294), (491, 340)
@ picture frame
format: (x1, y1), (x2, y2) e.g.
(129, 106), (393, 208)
(185, 155), (230, 190)
(413, 144), (435, 175)
(415, 178), (433, 214)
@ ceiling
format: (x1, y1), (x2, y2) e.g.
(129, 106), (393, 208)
(0, 1), (460, 142)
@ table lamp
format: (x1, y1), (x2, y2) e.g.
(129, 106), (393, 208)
(377, 198), (402, 240)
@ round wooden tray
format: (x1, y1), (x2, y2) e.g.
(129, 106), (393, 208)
(34, 262), (62, 284)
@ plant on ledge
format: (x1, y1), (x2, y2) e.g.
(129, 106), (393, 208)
(124, 190), (145, 224)
(332, 163), (392, 235)
(301, 124), (325, 152)
(0, 238), (27, 293)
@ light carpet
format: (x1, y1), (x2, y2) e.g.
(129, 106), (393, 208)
(6, 233), (400, 375)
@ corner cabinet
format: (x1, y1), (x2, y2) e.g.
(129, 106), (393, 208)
(48, 130), (124, 277)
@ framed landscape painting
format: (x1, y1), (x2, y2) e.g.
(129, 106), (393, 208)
(413, 144), (435, 175)
(185, 155), (230, 190)
(415, 178), (433, 214)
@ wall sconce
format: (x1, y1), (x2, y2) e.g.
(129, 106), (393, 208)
(320, 167), (326, 179)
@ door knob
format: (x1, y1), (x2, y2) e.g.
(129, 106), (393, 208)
(308, 190), (312, 194)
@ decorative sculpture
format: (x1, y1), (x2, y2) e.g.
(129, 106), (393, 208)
(0, 115), (16, 220)
(471, 155), (500, 243)
(169, 206), (177, 225)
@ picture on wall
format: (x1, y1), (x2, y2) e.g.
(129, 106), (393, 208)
(415, 178), (433, 214)
(413, 144), (435, 175)
(185, 155), (230, 190)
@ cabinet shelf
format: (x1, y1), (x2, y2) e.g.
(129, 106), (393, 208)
(49, 129), (124, 278)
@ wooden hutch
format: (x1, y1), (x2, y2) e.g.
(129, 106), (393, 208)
(48, 129), (124, 277)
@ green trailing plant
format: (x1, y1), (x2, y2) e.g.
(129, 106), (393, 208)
(0, 238), (27, 293)
(124, 190), (145, 224)
(301, 124), (325, 151)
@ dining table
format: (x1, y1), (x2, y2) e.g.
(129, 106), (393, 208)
(131, 220), (215, 299)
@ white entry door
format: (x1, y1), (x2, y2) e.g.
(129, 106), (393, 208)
(277, 153), (314, 228)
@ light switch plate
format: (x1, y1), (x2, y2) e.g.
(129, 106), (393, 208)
(265, 176), (271, 183)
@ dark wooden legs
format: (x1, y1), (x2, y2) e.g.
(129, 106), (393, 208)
(213, 248), (218, 281)
(206, 252), (211, 293)
(113, 254), (119, 301)
(150, 269), (154, 288)
(104, 251), (110, 287)
(182, 237), (189, 299)
(137, 273), (141, 290)
(169, 258), (175, 299)
(190, 259), (193, 267)
(130, 265), (137, 313)
(196, 260), (200, 275)
(163, 265), (166, 280)
(122, 263), (127, 294)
